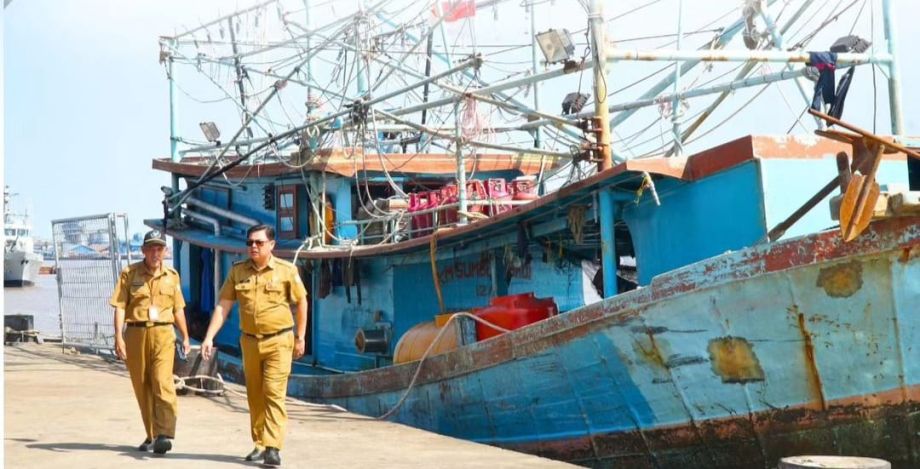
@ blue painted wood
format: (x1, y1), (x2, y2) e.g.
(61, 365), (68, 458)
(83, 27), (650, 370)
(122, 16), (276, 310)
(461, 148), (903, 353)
(623, 161), (768, 285)
(761, 158), (909, 240)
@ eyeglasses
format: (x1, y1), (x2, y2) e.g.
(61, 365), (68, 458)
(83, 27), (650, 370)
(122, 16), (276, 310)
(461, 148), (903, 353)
(246, 239), (269, 247)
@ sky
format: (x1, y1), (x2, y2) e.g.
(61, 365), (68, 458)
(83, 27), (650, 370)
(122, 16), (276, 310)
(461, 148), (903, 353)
(4, 0), (920, 239)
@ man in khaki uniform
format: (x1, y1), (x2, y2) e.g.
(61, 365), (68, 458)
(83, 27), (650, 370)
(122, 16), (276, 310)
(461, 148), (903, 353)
(110, 230), (191, 455)
(202, 224), (307, 467)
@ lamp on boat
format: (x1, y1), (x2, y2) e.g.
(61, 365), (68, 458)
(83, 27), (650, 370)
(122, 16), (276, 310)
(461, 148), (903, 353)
(562, 92), (589, 115)
(199, 121), (221, 145)
(355, 327), (389, 354)
(535, 28), (575, 64)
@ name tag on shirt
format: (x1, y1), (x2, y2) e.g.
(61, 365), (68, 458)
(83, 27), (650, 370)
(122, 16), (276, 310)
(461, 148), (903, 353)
(149, 307), (160, 321)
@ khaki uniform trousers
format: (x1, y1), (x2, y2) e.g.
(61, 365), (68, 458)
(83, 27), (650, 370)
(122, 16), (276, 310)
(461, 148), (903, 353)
(124, 324), (178, 439)
(241, 332), (294, 450)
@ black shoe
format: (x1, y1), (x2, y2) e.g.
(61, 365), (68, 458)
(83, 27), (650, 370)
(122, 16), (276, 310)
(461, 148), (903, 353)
(153, 435), (172, 455)
(137, 439), (153, 452)
(244, 447), (264, 461)
(263, 447), (281, 466)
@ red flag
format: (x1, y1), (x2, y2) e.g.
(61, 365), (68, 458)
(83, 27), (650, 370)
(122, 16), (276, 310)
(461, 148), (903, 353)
(432, 0), (476, 23)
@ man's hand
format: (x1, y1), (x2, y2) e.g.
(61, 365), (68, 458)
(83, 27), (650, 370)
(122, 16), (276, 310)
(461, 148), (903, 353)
(293, 337), (306, 359)
(115, 336), (127, 361)
(201, 338), (215, 361)
(182, 337), (191, 356)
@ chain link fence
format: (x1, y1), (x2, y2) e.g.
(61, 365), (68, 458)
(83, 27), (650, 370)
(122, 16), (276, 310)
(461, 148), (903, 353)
(52, 213), (131, 350)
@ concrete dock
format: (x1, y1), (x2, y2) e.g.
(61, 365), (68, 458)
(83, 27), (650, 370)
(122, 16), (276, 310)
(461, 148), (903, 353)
(4, 343), (575, 468)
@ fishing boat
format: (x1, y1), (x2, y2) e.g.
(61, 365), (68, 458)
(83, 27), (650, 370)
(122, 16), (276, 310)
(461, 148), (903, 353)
(147, 1), (920, 466)
(4, 186), (43, 287)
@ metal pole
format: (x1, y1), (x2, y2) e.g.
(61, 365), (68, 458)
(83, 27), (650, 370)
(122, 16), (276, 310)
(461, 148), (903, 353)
(668, 0), (819, 152)
(228, 17), (254, 139)
(589, 0), (612, 170)
(670, 0), (684, 157)
(168, 0), (278, 40)
(758, 2), (824, 130)
(882, 0), (903, 136)
(53, 224), (66, 349)
(598, 189), (617, 297)
(355, 0), (368, 96)
(610, 0), (783, 131)
(303, 0), (313, 112)
(433, 1), (454, 69)
(455, 101), (468, 226)
(376, 108), (570, 157)
(178, 57), (480, 154)
(372, 11), (582, 142)
(591, 0), (615, 295)
(529, 0), (541, 149)
(168, 42), (179, 163)
(606, 49), (890, 64)
(122, 214), (132, 266)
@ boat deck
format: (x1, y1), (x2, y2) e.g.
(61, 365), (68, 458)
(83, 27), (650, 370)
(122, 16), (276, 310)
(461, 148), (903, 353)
(4, 343), (574, 468)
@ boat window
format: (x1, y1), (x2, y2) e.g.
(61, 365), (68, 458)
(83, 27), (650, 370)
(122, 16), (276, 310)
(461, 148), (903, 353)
(5, 229), (13, 236)
(276, 185), (300, 240)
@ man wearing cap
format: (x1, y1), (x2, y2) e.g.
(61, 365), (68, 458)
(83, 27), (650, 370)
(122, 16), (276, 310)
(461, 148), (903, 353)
(110, 230), (191, 455)
(201, 224), (307, 467)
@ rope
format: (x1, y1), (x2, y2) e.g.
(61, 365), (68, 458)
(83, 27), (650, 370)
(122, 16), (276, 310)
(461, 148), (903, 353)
(173, 347), (348, 412)
(567, 205), (587, 244)
(378, 312), (509, 420)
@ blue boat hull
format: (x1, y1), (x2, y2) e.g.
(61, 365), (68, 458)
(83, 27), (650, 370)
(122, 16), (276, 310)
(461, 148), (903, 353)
(212, 216), (920, 467)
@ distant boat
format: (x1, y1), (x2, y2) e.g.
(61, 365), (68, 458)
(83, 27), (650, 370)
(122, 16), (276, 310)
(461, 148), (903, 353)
(4, 186), (42, 287)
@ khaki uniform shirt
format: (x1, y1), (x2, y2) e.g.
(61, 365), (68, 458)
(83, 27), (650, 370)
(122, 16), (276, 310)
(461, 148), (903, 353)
(219, 256), (307, 335)
(110, 262), (185, 323)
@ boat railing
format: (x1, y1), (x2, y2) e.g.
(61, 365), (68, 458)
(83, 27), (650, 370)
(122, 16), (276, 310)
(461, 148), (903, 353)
(333, 198), (536, 247)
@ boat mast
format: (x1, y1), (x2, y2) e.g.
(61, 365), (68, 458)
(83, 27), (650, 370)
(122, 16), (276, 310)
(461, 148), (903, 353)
(881, 0), (903, 137)
(529, 0), (541, 150)
(228, 16), (254, 140)
(590, 0), (617, 298)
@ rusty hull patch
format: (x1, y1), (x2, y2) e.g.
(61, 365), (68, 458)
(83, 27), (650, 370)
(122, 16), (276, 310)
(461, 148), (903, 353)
(505, 397), (920, 469)
(816, 261), (863, 298)
(707, 337), (764, 384)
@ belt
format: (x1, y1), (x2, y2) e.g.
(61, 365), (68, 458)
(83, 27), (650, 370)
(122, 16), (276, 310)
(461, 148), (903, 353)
(241, 327), (293, 340)
(126, 321), (173, 328)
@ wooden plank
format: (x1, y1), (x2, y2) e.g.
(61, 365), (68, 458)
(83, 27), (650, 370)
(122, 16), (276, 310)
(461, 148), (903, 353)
(839, 143), (884, 241)
(809, 109), (920, 160)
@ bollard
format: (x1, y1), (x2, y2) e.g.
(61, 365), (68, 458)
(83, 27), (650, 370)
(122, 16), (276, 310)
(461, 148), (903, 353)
(779, 455), (890, 469)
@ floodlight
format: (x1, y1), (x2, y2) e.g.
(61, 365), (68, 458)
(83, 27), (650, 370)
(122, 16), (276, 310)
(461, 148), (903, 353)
(199, 121), (221, 143)
(535, 29), (575, 64)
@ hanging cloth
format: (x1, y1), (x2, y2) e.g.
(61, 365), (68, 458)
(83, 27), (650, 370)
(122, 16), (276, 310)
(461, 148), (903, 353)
(829, 67), (856, 119)
(200, 249), (214, 313)
(809, 52), (838, 111)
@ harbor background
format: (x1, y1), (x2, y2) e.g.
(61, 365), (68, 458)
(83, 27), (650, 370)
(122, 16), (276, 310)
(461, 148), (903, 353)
(4, 271), (60, 336)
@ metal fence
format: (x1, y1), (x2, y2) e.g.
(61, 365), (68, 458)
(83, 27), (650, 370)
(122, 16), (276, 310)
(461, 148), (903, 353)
(52, 213), (131, 350)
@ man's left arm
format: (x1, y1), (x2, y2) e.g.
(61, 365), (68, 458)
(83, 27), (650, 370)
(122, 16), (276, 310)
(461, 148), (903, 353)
(172, 278), (191, 354)
(174, 308), (191, 355)
(290, 269), (308, 359)
(293, 296), (307, 359)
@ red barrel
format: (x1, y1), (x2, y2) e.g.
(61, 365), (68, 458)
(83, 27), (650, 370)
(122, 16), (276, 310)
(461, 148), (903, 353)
(485, 178), (512, 216)
(466, 180), (488, 214)
(422, 190), (441, 231)
(474, 293), (558, 340)
(409, 192), (434, 237)
(511, 177), (539, 201)
(438, 184), (459, 226)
